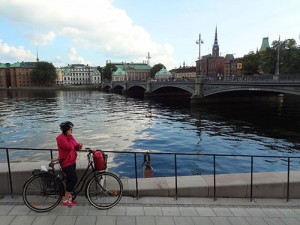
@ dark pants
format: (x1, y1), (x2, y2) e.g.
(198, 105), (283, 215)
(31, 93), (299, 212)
(62, 164), (78, 192)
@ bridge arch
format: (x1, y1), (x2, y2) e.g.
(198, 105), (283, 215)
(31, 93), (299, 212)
(127, 84), (147, 90)
(150, 83), (194, 94)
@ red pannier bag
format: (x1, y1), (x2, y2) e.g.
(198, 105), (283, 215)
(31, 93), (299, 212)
(93, 150), (107, 171)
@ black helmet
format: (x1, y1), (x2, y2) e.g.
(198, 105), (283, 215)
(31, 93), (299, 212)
(59, 121), (74, 134)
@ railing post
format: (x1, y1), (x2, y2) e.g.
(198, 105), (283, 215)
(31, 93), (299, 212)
(134, 153), (139, 199)
(50, 149), (54, 160)
(287, 157), (290, 202)
(6, 148), (14, 198)
(250, 156), (254, 202)
(213, 155), (216, 201)
(174, 154), (178, 199)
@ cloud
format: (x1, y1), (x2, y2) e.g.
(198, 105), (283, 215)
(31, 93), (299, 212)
(29, 31), (56, 46)
(0, 40), (35, 62)
(68, 47), (91, 65)
(0, 0), (176, 68)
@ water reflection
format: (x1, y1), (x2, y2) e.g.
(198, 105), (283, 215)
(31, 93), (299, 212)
(0, 89), (300, 177)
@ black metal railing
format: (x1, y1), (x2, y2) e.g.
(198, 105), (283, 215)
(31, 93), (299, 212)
(1, 147), (300, 201)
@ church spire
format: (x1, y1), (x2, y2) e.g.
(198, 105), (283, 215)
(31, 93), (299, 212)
(36, 47), (39, 62)
(212, 26), (219, 57)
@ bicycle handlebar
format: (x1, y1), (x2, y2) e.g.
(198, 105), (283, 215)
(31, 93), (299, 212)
(48, 158), (62, 168)
(82, 148), (94, 153)
(48, 148), (99, 168)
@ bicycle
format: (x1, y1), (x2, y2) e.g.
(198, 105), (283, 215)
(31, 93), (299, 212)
(22, 148), (123, 212)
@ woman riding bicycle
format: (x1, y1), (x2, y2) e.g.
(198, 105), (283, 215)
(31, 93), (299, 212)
(56, 121), (83, 206)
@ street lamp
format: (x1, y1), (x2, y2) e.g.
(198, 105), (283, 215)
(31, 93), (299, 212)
(275, 35), (280, 76)
(196, 33), (204, 75)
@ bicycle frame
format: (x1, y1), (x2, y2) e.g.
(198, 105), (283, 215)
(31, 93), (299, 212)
(53, 149), (101, 195)
(73, 160), (98, 194)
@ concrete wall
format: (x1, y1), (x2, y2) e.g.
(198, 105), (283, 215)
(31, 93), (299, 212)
(124, 171), (300, 198)
(1, 162), (300, 198)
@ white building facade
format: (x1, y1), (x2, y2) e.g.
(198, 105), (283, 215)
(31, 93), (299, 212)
(58, 64), (101, 85)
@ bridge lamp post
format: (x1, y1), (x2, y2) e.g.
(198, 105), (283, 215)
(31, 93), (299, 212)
(275, 35), (280, 76)
(196, 33), (204, 75)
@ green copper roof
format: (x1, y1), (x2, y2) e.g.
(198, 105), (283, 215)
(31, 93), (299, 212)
(60, 68), (71, 75)
(156, 68), (171, 76)
(0, 63), (10, 68)
(10, 62), (37, 68)
(91, 68), (101, 75)
(112, 67), (127, 76)
(113, 62), (151, 71)
(260, 37), (270, 51)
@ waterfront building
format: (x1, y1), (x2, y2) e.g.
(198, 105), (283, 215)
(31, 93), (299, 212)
(0, 63), (10, 88)
(0, 62), (37, 88)
(59, 64), (101, 85)
(111, 62), (151, 81)
(195, 26), (244, 77)
(55, 68), (63, 85)
(197, 26), (225, 76)
(112, 67), (127, 81)
(169, 64), (196, 80)
(224, 55), (243, 76)
(155, 67), (172, 80)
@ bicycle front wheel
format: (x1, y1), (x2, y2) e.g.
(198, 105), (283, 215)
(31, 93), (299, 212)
(86, 171), (123, 210)
(22, 173), (64, 212)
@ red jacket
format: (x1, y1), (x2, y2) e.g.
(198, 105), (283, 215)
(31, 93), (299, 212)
(56, 134), (82, 168)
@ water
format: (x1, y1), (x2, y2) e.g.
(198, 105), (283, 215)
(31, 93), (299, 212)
(0, 89), (300, 178)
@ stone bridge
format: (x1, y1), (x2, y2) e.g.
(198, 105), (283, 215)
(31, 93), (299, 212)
(102, 74), (300, 101)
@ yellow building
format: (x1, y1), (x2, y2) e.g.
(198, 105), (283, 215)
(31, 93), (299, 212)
(169, 66), (197, 80)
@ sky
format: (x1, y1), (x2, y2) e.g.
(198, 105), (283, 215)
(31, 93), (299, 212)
(0, 0), (299, 70)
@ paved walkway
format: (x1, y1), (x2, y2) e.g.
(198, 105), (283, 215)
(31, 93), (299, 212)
(1, 195), (300, 225)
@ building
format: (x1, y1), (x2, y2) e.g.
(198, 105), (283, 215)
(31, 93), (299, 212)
(111, 62), (151, 82)
(55, 68), (64, 85)
(0, 63), (11, 88)
(59, 64), (101, 85)
(196, 27), (225, 76)
(169, 64), (196, 80)
(0, 62), (37, 88)
(155, 67), (172, 80)
(112, 67), (127, 81)
(195, 26), (244, 76)
(260, 37), (270, 52)
(223, 55), (243, 76)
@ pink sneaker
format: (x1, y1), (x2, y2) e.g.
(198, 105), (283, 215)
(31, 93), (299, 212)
(62, 200), (76, 207)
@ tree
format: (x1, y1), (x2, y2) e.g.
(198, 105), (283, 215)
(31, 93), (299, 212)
(150, 63), (165, 78)
(259, 47), (277, 74)
(31, 61), (57, 85)
(259, 38), (300, 75)
(101, 63), (117, 81)
(240, 38), (300, 75)
(241, 52), (260, 75)
(280, 39), (300, 74)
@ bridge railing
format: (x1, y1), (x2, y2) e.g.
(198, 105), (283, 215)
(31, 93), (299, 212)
(203, 74), (300, 83)
(104, 74), (300, 87)
(1, 147), (300, 201)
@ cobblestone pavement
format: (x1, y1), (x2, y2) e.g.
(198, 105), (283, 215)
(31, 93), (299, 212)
(1, 195), (300, 225)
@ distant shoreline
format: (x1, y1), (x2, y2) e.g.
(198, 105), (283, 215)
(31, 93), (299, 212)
(0, 85), (99, 91)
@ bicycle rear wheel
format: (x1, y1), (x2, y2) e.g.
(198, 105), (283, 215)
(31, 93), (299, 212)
(86, 171), (123, 210)
(22, 173), (64, 212)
